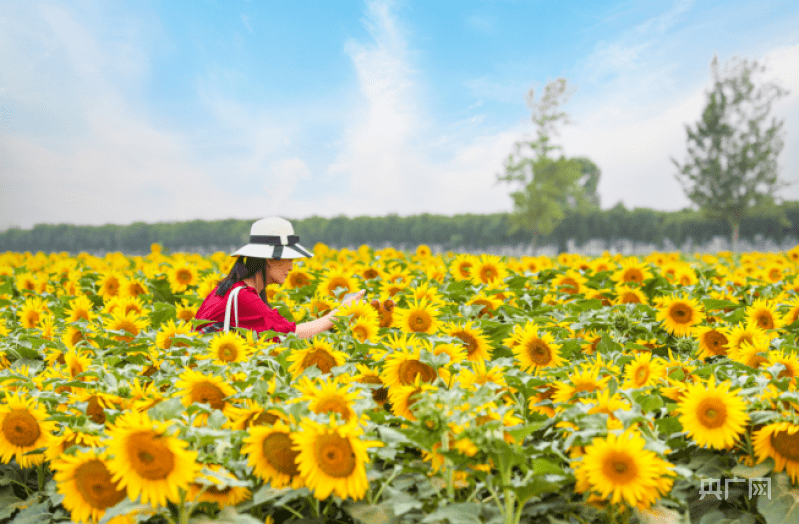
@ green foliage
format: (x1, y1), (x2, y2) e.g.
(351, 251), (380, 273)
(672, 54), (790, 250)
(4, 201), (799, 254)
(496, 78), (602, 252)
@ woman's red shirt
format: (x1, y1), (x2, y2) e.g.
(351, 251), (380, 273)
(195, 282), (296, 337)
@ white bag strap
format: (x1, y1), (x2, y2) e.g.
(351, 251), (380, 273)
(223, 286), (244, 332)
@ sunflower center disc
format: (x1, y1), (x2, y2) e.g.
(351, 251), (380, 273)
(770, 430), (799, 462)
(74, 460), (126, 510)
(2, 410), (41, 447)
(252, 411), (279, 426)
(757, 314), (772, 329)
(316, 434), (356, 478)
(602, 452), (637, 484)
(697, 398), (728, 429)
(302, 350), (338, 374)
(398, 360), (436, 385)
(86, 397), (106, 424)
(316, 399), (351, 421)
(455, 332), (478, 356)
(636, 367), (649, 382)
(192, 383), (226, 410)
(220, 345), (236, 361)
(528, 341), (551, 365)
(262, 432), (300, 476)
(129, 432), (175, 480)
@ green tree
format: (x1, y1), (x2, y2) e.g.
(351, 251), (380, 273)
(497, 78), (599, 253)
(672, 55), (789, 251)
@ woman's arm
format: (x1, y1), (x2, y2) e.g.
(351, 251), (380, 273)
(295, 310), (338, 339)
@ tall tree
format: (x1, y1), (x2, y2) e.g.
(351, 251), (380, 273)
(497, 78), (600, 253)
(672, 55), (789, 251)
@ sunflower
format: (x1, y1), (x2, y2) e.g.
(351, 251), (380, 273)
(354, 263), (383, 281)
(97, 271), (124, 299)
(745, 298), (784, 334)
(351, 365), (388, 408)
(167, 263), (198, 294)
(201, 331), (252, 364)
(388, 381), (437, 421)
(551, 270), (588, 295)
(676, 378), (749, 449)
(724, 322), (768, 357)
(336, 300), (380, 325)
(70, 391), (123, 425)
(287, 338), (348, 377)
(766, 350), (799, 380)
(242, 420), (303, 488)
(0, 394), (56, 468)
(104, 310), (149, 343)
(466, 291), (503, 318)
(441, 321), (492, 362)
(285, 267), (314, 289)
(574, 430), (674, 508)
(300, 376), (360, 423)
(175, 370), (237, 423)
(456, 360), (507, 390)
(424, 263), (448, 283)
(188, 464), (251, 507)
(614, 285), (647, 305)
(350, 317), (380, 343)
(612, 258), (653, 286)
(105, 410), (199, 508)
(511, 326), (564, 373)
(318, 269), (359, 298)
(306, 292), (338, 319)
(17, 296), (48, 329)
(15, 272), (38, 293)
(381, 347), (441, 387)
(45, 428), (103, 463)
(623, 352), (666, 389)
(155, 319), (195, 351)
(470, 254), (508, 286)
(392, 299), (442, 334)
(52, 450), (127, 523)
(753, 422), (799, 482)
(695, 326), (729, 359)
(450, 254), (477, 281)
(61, 325), (95, 350)
(175, 299), (197, 323)
(727, 340), (769, 369)
(552, 365), (611, 404)
(65, 295), (95, 323)
(656, 295), (705, 337)
(292, 418), (379, 501)
(63, 349), (94, 379)
(406, 281), (446, 306)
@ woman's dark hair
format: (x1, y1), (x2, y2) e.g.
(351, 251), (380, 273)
(216, 256), (269, 304)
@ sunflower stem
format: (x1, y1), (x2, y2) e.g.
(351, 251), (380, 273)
(483, 479), (505, 516)
(37, 463), (44, 492)
(178, 489), (190, 524)
(371, 466), (400, 504)
(280, 503), (305, 520)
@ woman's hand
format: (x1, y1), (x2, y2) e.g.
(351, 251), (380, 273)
(341, 290), (365, 307)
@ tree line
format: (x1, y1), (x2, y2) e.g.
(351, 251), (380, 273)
(2, 201), (798, 255)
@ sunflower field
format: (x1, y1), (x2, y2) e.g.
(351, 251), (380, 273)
(1, 244), (799, 524)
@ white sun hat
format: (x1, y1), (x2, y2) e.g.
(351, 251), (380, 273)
(231, 217), (313, 259)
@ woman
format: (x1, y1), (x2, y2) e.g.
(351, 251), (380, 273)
(195, 217), (363, 339)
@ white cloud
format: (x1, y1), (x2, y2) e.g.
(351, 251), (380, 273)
(326, 0), (519, 218)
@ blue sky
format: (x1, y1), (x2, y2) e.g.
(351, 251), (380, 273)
(1, 0), (798, 230)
